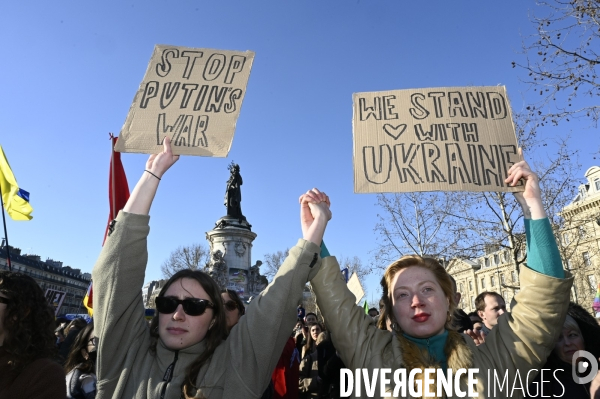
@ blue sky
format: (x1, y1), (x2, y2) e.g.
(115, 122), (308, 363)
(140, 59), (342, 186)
(0, 1), (597, 301)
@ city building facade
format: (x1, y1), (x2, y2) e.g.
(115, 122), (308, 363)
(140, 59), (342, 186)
(448, 166), (600, 316)
(0, 246), (91, 316)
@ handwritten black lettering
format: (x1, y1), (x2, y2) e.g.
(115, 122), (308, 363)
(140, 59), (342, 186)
(409, 93), (430, 120)
(382, 95), (398, 120)
(461, 123), (479, 142)
(414, 124), (447, 141)
(172, 115), (195, 146)
(363, 145), (392, 184)
(499, 145), (520, 185)
(180, 84), (199, 108)
(448, 91), (468, 117)
(203, 53), (226, 81)
(467, 144), (481, 186)
(445, 143), (471, 184)
(156, 48), (179, 78)
(224, 55), (247, 84)
(487, 92), (507, 120)
(193, 85), (210, 111)
(446, 123), (461, 141)
(428, 92), (446, 118)
(181, 51), (204, 79)
(160, 82), (181, 109)
(205, 86), (230, 113)
(140, 81), (159, 109)
(421, 143), (446, 183)
(156, 113), (185, 145)
(466, 92), (488, 119)
(191, 115), (209, 147)
(224, 88), (243, 114)
(359, 97), (382, 121)
(478, 145), (502, 186)
(393, 144), (423, 184)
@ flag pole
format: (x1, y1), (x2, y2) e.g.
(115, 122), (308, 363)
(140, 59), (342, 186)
(110, 133), (116, 220)
(0, 184), (12, 272)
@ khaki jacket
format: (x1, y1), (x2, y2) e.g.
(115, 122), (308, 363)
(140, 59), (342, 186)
(311, 257), (573, 399)
(93, 211), (323, 399)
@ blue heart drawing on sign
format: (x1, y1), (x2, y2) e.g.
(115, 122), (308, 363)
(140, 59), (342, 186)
(383, 124), (407, 140)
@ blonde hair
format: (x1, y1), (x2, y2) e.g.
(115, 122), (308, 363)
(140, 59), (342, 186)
(380, 255), (456, 331)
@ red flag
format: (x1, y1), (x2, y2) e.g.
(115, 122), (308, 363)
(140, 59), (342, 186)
(103, 134), (130, 245)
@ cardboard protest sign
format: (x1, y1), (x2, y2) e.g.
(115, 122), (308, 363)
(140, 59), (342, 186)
(116, 45), (255, 156)
(353, 86), (522, 193)
(347, 272), (365, 304)
(45, 289), (66, 316)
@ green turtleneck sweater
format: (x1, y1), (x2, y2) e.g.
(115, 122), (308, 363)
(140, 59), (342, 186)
(404, 330), (449, 370)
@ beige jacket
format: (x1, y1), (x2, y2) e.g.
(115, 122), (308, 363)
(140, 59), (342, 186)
(311, 257), (573, 399)
(93, 211), (323, 399)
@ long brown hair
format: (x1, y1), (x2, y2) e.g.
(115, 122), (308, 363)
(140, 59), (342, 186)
(380, 256), (456, 332)
(64, 322), (95, 374)
(302, 322), (322, 358)
(0, 271), (58, 373)
(148, 269), (227, 398)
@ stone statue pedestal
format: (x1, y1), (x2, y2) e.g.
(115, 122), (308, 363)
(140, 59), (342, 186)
(206, 215), (257, 298)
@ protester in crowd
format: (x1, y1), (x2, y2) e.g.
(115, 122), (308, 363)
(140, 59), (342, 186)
(301, 323), (322, 359)
(310, 155), (573, 398)
(221, 289), (245, 332)
(92, 138), (331, 399)
(448, 275), (473, 333)
(298, 325), (325, 399)
(376, 297), (391, 331)
(294, 319), (307, 353)
(65, 322), (97, 399)
(0, 271), (66, 398)
(525, 302), (600, 398)
(475, 291), (506, 335)
(272, 332), (300, 399)
(60, 317), (88, 362)
(297, 304), (305, 321)
(367, 308), (379, 319)
(467, 312), (484, 333)
(304, 312), (318, 325)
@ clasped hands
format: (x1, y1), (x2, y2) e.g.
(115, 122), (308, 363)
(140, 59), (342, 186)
(299, 188), (332, 246)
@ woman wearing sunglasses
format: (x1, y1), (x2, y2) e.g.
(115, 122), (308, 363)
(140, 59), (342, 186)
(221, 289), (246, 332)
(65, 322), (97, 399)
(92, 138), (331, 399)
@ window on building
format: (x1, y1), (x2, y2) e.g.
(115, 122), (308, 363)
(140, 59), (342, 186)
(494, 254), (499, 265)
(503, 251), (509, 262)
(501, 274), (505, 284)
(491, 276), (496, 286)
(588, 275), (597, 293)
(511, 271), (517, 282)
(595, 178), (600, 192)
(481, 278), (486, 289)
(471, 297), (475, 309)
(485, 258), (490, 267)
(469, 281), (473, 291)
(563, 233), (570, 245)
(579, 226), (587, 239)
(459, 283), (464, 292)
(583, 252), (592, 267)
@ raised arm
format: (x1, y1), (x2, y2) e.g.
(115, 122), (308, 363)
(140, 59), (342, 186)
(123, 137), (180, 215)
(92, 138), (178, 386)
(218, 189), (331, 397)
(505, 148), (546, 220)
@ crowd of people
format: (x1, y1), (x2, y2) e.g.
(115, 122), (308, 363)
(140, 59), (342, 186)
(1, 139), (599, 398)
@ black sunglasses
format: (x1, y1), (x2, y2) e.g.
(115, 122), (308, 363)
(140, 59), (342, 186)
(155, 297), (214, 316)
(224, 300), (238, 311)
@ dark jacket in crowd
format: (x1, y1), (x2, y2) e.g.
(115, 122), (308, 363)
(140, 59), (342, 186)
(526, 302), (600, 398)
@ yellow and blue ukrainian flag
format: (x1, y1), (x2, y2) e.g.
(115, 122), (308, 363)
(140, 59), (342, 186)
(0, 145), (33, 221)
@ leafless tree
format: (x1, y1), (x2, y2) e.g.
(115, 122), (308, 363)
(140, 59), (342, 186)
(261, 249), (289, 280)
(338, 255), (372, 281)
(161, 243), (211, 278)
(513, 0), (600, 130)
(373, 191), (479, 270)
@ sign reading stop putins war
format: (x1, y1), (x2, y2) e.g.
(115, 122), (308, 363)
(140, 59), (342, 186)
(115, 45), (255, 156)
(353, 86), (523, 193)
